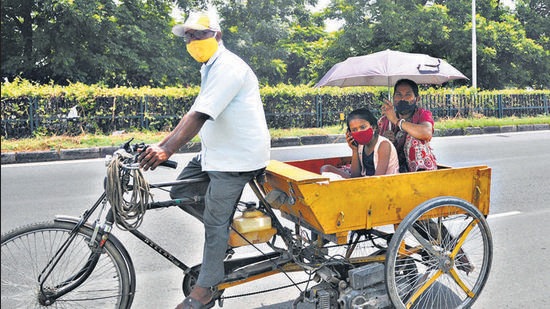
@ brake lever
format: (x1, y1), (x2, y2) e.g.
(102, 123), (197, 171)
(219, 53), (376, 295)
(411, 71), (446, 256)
(122, 138), (135, 153)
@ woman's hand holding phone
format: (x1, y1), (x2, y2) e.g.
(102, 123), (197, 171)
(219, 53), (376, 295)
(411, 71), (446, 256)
(346, 129), (358, 148)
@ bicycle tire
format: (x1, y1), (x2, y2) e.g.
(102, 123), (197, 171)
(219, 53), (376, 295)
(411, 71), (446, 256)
(1, 220), (134, 308)
(385, 197), (493, 309)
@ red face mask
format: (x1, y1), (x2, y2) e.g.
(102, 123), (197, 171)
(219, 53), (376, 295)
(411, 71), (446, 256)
(351, 128), (374, 145)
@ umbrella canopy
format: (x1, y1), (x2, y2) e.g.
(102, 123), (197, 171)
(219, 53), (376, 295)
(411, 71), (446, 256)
(315, 49), (468, 88)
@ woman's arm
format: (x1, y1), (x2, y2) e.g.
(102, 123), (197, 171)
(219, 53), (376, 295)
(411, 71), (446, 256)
(349, 146), (362, 178)
(400, 120), (433, 142)
(374, 140), (392, 176)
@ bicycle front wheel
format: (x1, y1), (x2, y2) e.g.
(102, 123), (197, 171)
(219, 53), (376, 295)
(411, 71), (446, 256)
(386, 197), (493, 309)
(1, 220), (134, 308)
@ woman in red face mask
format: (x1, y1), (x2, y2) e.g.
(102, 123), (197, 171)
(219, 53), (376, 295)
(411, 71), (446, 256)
(321, 108), (399, 178)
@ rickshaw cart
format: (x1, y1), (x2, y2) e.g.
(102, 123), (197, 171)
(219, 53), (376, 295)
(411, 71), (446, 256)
(261, 156), (492, 309)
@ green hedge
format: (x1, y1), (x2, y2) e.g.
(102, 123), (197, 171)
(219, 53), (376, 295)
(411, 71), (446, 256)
(1, 78), (549, 138)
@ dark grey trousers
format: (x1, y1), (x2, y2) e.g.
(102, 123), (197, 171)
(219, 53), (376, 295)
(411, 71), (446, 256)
(170, 155), (263, 287)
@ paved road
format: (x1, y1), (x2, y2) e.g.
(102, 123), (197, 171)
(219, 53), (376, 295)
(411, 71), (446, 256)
(2, 131), (549, 308)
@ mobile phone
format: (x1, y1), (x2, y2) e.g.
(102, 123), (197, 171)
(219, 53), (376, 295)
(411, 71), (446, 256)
(347, 127), (358, 147)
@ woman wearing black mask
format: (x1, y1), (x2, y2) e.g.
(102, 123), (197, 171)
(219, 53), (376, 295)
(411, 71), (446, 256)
(379, 79), (437, 172)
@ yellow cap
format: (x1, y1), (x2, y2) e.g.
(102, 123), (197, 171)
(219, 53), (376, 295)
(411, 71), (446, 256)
(172, 11), (221, 37)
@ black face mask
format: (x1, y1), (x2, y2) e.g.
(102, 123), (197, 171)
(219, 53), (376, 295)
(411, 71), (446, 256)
(396, 100), (417, 115)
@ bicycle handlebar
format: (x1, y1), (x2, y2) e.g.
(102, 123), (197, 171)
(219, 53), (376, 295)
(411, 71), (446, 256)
(117, 138), (178, 170)
(159, 159), (178, 169)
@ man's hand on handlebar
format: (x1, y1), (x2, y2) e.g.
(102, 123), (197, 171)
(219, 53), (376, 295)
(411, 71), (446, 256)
(138, 144), (171, 171)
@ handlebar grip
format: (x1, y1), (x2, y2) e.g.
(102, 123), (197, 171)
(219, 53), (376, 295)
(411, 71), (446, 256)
(160, 160), (178, 169)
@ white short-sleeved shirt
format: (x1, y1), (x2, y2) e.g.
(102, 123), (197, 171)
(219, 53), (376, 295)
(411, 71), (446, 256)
(190, 44), (270, 171)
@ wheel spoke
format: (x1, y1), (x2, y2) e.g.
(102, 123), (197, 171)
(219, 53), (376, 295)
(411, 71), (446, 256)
(450, 219), (478, 258)
(406, 269), (443, 308)
(448, 267), (475, 298)
(408, 226), (440, 258)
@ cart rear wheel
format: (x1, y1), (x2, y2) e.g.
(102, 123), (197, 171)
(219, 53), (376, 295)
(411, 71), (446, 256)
(386, 197), (492, 309)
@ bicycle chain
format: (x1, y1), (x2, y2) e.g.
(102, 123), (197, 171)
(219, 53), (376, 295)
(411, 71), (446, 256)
(220, 279), (313, 300)
(218, 234), (379, 300)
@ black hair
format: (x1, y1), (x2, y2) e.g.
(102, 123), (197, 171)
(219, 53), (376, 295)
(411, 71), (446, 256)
(347, 108), (378, 130)
(394, 79), (419, 97)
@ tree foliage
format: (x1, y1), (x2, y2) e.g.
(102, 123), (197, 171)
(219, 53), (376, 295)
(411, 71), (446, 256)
(1, 0), (548, 89)
(516, 0), (550, 50)
(1, 0), (189, 87)
(212, 0), (324, 85)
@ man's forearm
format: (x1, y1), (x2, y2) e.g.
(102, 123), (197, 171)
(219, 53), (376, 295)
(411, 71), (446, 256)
(159, 111), (208, 156)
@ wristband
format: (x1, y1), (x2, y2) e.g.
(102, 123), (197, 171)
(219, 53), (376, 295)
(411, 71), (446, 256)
(398, 119), (405, 131)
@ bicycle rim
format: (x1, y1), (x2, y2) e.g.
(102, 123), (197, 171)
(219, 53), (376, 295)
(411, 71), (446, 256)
(1, 221), (132, 308)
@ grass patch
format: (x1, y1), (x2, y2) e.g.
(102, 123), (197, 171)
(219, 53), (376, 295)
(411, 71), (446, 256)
(269, 126), (347, 138)
(434, 115), (550, 130)
(0, 131), (189, 153)
(2, 116), (548, 153)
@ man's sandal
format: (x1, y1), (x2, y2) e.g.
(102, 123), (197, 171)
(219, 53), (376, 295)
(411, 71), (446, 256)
(176, 289), (221, 309)
(179, 295), (215, 309)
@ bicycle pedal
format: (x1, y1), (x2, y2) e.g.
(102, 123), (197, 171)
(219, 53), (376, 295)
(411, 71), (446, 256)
(224, 248), (235, 260)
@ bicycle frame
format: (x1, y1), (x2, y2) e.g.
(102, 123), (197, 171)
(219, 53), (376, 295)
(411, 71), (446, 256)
(35, 177), (201, 303)
(37, 172), (303, 303)
(37, 192), (108, 305)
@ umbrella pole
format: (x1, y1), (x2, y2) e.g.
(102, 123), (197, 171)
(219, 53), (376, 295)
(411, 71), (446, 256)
(387, 83), (392, 130)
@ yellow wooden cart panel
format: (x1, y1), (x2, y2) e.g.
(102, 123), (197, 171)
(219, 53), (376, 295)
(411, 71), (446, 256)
(263, 158), (491, 244)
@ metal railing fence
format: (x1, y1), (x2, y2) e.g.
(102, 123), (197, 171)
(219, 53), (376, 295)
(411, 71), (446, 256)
(1, 93), (548, 139)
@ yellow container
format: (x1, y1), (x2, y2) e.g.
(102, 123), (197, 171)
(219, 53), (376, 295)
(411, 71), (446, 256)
(228, 209), (276, 247)
(232, 209), (272, 233)
(228, 227), (277, 247)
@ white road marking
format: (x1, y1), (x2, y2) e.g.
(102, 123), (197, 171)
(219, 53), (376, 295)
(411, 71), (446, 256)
(487, 211), (521, 219)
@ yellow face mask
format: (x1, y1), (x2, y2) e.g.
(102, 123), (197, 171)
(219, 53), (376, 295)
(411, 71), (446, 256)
(186, 37), (219, 63)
